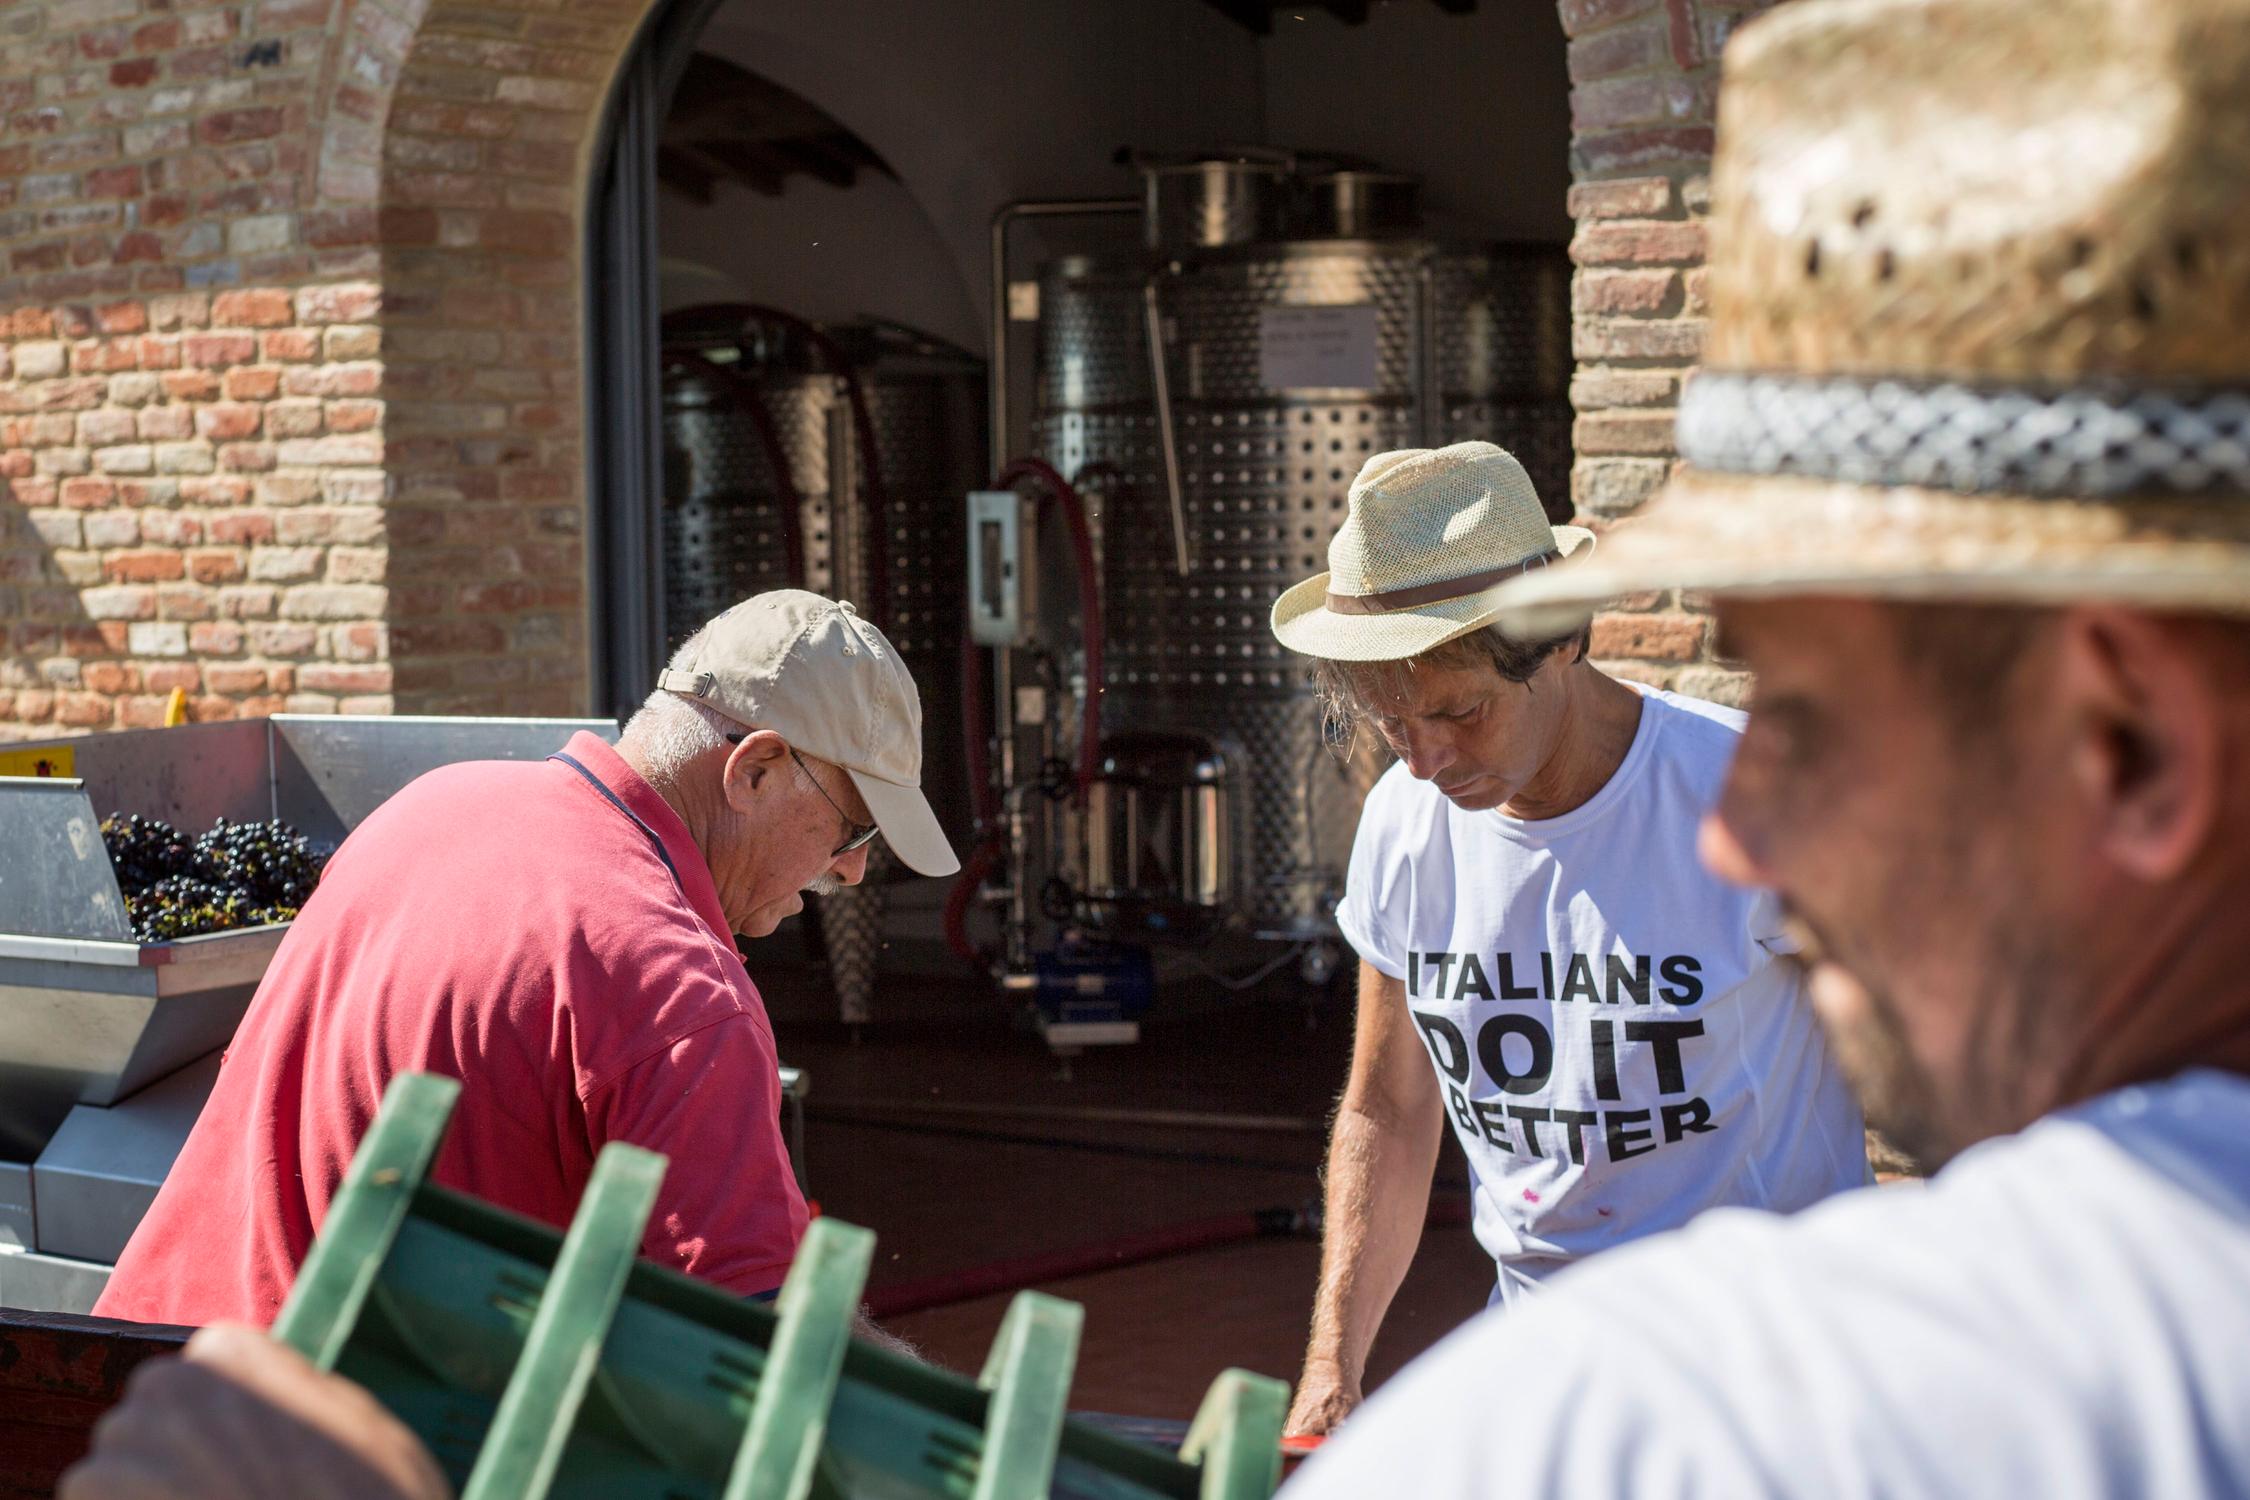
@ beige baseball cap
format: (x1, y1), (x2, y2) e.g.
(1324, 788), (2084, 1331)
(657, 590), (960, 878)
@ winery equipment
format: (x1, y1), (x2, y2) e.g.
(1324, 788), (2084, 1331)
(661, 310), (984, 1024)
(968, 152), (1572, 1039)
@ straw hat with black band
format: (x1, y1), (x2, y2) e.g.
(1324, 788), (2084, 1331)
(1271, 441), (1596, 662)
(1492, 0), (2250, 639)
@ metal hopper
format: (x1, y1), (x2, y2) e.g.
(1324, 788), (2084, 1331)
(0, 716), (616, 1168)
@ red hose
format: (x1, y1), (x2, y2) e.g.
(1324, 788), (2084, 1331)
(942, 836), (1003, 967)
(945, 457), (1106, 971)
(863, 1196), (1471, 1320)
(995, 456), (1104, 798)
(867, 1209), (1290, 1320)
(660, 350), (808, 591)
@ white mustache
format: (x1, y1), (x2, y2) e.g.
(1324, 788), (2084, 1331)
(804, 873), (843, 897)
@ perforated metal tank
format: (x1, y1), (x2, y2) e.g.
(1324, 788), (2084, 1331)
(1034, 239), (1570, 935)
(661, 319), (983, 1017)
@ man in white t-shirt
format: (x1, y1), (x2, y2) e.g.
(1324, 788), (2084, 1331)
(1282, 0), (2250, 1494)
(1267, 440), (1866, 1436)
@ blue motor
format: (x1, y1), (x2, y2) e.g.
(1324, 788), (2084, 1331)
(1023, 941), (1156, 1027)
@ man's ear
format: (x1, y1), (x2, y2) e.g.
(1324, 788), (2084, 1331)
(2057, 608), (2223, 883)
(720, 729), (789, 814)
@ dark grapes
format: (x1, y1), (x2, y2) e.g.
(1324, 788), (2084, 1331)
(101, 813), (328, 943)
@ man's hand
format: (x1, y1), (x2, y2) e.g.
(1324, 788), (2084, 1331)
(1285, 1357), (1363, 1438)
(61, 1322), (452, 1500)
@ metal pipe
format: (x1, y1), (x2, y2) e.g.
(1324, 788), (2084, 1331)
(986, 198), (1137, 467)
(983, 200), (1136, 979)
(1415, 254), (1441, 448)
(1141, 275), (1193, 576)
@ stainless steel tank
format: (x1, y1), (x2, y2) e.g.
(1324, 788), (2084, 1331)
(661, 316), (984, 1020)
(1033, 237), (1570, 938)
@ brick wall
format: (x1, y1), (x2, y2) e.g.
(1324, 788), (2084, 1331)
(0, 0), (639, 737)
(4, 0), (1766, 737)
(1562, 0), (1777, 705)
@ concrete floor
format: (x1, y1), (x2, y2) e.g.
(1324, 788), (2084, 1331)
(775, 988), (1494, 1421)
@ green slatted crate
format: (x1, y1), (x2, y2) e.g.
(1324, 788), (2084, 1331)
(270, 1073), (1288, 1500)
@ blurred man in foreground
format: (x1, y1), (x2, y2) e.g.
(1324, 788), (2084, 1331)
(1286, 0), (2250, 1492)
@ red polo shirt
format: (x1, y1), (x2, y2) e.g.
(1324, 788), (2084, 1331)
(95, 732), (807, 1326)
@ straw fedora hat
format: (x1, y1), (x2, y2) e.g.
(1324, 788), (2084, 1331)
(1493, 0), (2250, 637)
(1271, 442), (1596, 662)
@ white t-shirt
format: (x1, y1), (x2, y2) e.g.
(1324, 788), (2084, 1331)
(1283, 1070), (2250, 1500)
(1336, 687), (1864, 1303)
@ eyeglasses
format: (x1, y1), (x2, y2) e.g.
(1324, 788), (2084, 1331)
(726, 733), (879, 858)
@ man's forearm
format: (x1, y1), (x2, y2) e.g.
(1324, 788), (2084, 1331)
(1304, 1100), (1441, 1384)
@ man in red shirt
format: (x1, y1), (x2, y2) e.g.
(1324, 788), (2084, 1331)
(95, 590), (959, 1325)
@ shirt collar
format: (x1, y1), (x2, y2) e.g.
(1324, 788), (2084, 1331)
(558, 731), (737, 942)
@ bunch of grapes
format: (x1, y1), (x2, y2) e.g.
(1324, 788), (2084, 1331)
(101, 813), (329, 943)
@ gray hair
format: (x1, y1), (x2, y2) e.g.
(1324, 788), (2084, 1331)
(621, 626), (739, 782)
(1312, 620), (1592, 760)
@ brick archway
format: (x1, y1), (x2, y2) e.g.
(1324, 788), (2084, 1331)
(0, 0), (1767, 737)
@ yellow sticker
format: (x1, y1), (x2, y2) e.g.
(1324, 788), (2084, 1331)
(0, 745), (76, 779)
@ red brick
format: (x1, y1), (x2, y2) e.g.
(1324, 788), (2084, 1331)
(82, 663), (138, 695)
(1570, 369), (1680, 410)
(136, 406), (192, 440)
(187, 550), (246, 584)
(161, 370), (221, 400)
(1592, 610), (1707, 661)
(109, 56), (159, 88)
(220, 365), (281, 401)
(1576, 126), (1717, 176)
(156, 584), (214, 621)
(182, 332), (258, 367)
(1558, 0), (1660, 34)
(143, 663), (201, 693)
(211, 288), (294, 327)
(194, 404), (261, 440)
(94, 299), (146, 334)
(1571, 219), (1707, 267)
(1572, 457), (1673, 517)
(1572, 73), (1717, 139)
(207, 513), (276, 544)
(196, 107), (286, 146)
(72, 339), (141, 374)
(104, 549), (186, 582)
(1573, 267), (1678, 316)
(297, 663), (391, 693)
(294, 283), (381, 323)
(118, 696), (174, 729)
(1573, 316), (1706, 361)
(1567, 20), (1668, 83)
(302, 206), (377, 248)
(1567, 176), (1674, 221)
(1575, 409), (1679, 457)
(205, 664), (267, 693)
(189, 620), (246, 654)
(261, 328), (319, 362)
(60, 476), (117, 508)
(60, 690), (117, 728)
(325, 399), (380, 433)
(84, 164), (143, 199)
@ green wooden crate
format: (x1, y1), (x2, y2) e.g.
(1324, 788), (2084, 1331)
(271, 1073), (1288, 1500)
